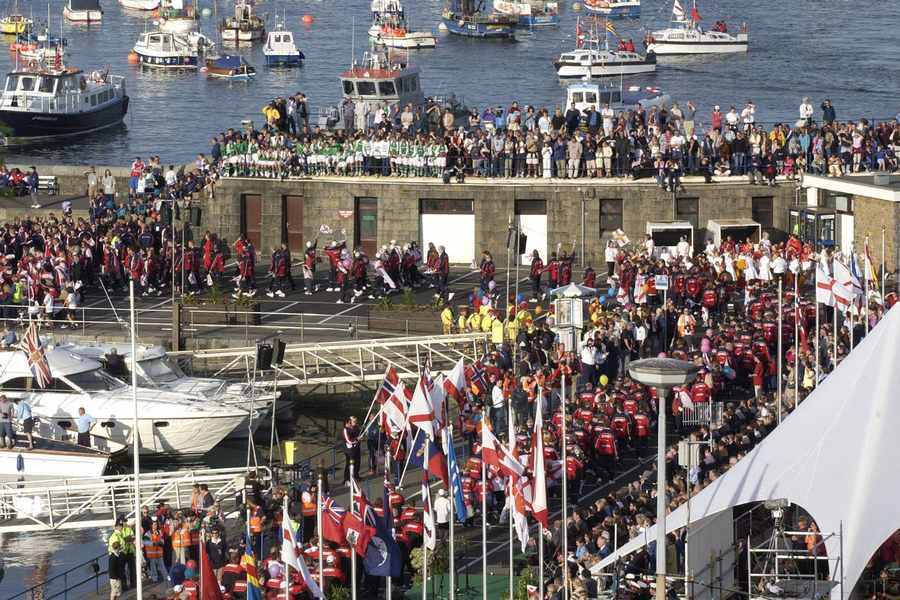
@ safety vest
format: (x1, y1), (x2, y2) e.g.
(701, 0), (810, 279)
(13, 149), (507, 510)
(249, 510), (263, 533)
(12, 282), (24, 304)
(301, 492), (316, 517)
(172, 528), (192, 549)
(144, 532), (163, 559)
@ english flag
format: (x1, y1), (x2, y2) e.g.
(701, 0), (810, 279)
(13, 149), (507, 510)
(832, 259), (857, 313)
(443, 358), (468, 411)
(421, 453), (436, 551)
(815, 263), (835, 307)
(382, 384), (411, 438)
(529, 394), (548, 528)
(510, 476), (531, 552)
(481, 421), (526, 480)
(407, 369), (438, 440)
(282, 502), (324, 598)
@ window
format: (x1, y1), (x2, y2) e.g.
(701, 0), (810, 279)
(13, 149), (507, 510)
(752, 196), (774, 228)
(5, 75), (18, 92)
(676, 197), (699, 229)
(599, 198), (623, 234)
(515, 199), (546, 215)
(342, 80), (354, 95)
(356, 81), (376, 96)
(64, 369), (126, 392)
(378, 81), (396, 96)
(20, 77), (35, 91)
(572, 92), (583, 104)
(823, 191), (852, 213)
(38, 77), (55, 93)
(90, 94), (97, 107)
(420, 199), (474, 214)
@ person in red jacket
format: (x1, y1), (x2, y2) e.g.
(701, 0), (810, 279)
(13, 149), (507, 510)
(528, 249), (544, 302)
(546, 252), (559, 289)
(479, 251), (495, 292)
(436, 245), (452, 302)
(266, 246), (289, 297)
(303, 239), (318, 295)
(323, 240), (346, 292)
(583, 265), (596, 289)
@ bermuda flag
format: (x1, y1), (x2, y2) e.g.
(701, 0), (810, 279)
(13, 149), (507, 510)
(815, 262), (834, 307)
(21, 323), (52, 388)
(282, 502), (324, 598)
(465, 362), (489, 396)
(832, 259), (856, 313)
(407, 369), (437, 440)
(382, 383), (411, 438)
(529, 393), (548, 528)
(343, 475), (376, 556)
(321, 496), (347, 544)
(374, 366), (400, 405)
(481, 421), (526, 481)
(443, 358), (468, 411)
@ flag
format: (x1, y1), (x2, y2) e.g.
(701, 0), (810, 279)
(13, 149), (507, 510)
(382, 384), (411, 438)
(283, 502), (324, 598)
(446, 431), (467, 523)
(615, 281), (629, 305)
(465, 362), (489, 396)
(421, 469), (436, 551)
(605, 20), (617, 36)
(832, 259), (856, 313)
(815, 263), (834, 307)
(321, 496), (347, 544)
(612, 228), (630, 247)
(633, 274), (647, 305)
(344, 476), (376, 556)
(407, 369), (437, 439)
(375, 366), (400, 405)
(529, 394), (548, 528)
(481, 421), (526, 480)
(200, 535), (224, 600)
(443, 358), (468, 411)
(364, 476), (403, 577)
(864, 240), (879, 290)
(409, 428), (449, 488)
(21, 323), (52, 388)
(241, 534), (264, 600)
(689, 5), (701, 21)
(510, 477), (531, 553)
(672, 0), (685, 20)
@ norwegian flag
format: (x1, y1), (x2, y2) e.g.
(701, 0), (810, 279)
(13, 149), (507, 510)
(382, 383), (411, 438)
(465, 362), (489, 396)
(443, 358), (468, 411)
(321, 497), (347, 545)
(343, 476), (376, 556)
(481, 421), (526, 481)
(374, 366), (400, 405)
(21, 323), (52, 388)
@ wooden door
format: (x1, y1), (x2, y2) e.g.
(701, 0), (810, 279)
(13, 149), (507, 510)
(355, 197), (378, 257)
(241, 193), (262, 249)
(282, 194), (304, 252)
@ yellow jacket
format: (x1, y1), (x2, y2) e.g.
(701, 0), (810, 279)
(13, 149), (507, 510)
(458, 314), (468, 332)
(491, 318), (505, 344)
(441, 308), (454, 329)
(467, 313), (482, 332)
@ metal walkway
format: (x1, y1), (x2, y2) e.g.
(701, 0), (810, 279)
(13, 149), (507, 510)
(0, 466), (271, 534)
(173, 333), (488, 386)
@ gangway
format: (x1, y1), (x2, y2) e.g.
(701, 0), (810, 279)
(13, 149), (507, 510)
(0, 466), (271, 534)
(172, 333), (488, 386)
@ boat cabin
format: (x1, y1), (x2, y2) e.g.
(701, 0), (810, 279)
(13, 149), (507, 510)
(266, 30), (295, 50)
(566, 82), (623, 112)
(1, 66), (125, 112)
(339, 51), (424, 108)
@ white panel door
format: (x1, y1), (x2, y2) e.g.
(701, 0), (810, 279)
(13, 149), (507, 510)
(840, 213), (854, 256)
(421, 214), (475, 264)
(518, 214), (547, 265)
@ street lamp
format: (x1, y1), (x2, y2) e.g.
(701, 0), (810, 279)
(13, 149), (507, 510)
(627, 357), (700, 600)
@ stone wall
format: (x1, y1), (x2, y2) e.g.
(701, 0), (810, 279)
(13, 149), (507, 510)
(852, 195), (900, 275)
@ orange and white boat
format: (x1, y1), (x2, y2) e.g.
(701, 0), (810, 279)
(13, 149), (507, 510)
(368, 0), (435, 49)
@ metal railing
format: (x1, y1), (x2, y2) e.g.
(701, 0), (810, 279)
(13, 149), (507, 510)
(679, 401), (724, 428)
(0, 466), (272, 533)
(9, 551), (108, 600)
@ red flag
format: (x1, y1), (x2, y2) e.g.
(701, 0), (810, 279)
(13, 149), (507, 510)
(690, 6), (700, 21)
(375, 366), (400, 405)
(443, 358), (468, 411)
(343, 477), (376, 556)
(200, 537), (224, 600)
(321, 497), (347, 544)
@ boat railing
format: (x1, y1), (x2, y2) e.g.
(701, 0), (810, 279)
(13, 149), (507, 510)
(0, 84), (124, 114)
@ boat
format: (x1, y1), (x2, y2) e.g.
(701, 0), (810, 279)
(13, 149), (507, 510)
(63, 0), (103, 23)
(566, 80), (669, 115)
(645, 0), (748, 54)
(493, 0), (559, 27)
(554, 18), (655, 79)
(441, 0), (517, 39)
(15, 41), (66, 60)
(583, 0), (640, 18)
(220, 0), (265, 43)
(157, 0), (197, 33)
(368, 0), (436, 49)
(0, 58), (128, 144)
(119, 0), (160, 10)
(0, 14), (32, 34)
(1, 428), (112, 481)
(263, 23), (304, 66)
(205, 53), (255, 78)
(132, 30), (213, 68)
(0, 347), (251, 455)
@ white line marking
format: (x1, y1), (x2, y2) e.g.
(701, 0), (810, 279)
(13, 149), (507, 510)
(316, 303), (363, 325)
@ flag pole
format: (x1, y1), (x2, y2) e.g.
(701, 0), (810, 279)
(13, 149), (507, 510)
(386, 451), (393, 600)
(793, 271), (799, 409)
(422, 442), (429, 600)
(129, 279), (143, 600)
(317, 473), (324, 599)
(508, 397), (515, 600)
(536, 393), (545, 600)
(284, 494), (291, 600)
(447, 424), (456, 600)
(777, 278), (782, 424)
(814, 287), (820, 387)
(864, 239), (870, 334)
(481, 406), (488, 600)
(351, 461), (357, 600)
(881, 226), (886, 303)
(560, 374), (569, 600)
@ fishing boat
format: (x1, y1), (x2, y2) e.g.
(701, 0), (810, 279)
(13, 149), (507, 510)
(119, 0), (160, 10)
(0, 58), (128, 143)
(220, 0), (265, 43)
(368, 0), (436, 48)
(132, 30), (213, 68)
(554, 18), (655, 78)
(15, 40), (66, 60)
(441, 0), (517, 39)
(582, 0), (640, 18)
(0, 14), (31, 34)
(493, 0), (559, 27)
(566, 80), (669, 115)
(157, 0), (197, 33)
(263, 23), (304, 66)
(63, 0), (103, 22)
(645, 0), (748, 54)
(205, 53), (255, 78)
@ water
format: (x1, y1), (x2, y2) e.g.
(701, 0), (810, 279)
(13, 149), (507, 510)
(0, 0), (898, 164)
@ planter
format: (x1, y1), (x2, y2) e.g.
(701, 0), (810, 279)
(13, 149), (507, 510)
(368, 307), (442, 335)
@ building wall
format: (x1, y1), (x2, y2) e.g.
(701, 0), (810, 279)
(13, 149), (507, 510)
(204, 178), (797, 264)
(851, 194), (900, 275)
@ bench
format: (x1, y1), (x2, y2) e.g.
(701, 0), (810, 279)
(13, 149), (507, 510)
(37, 175), (59, 196)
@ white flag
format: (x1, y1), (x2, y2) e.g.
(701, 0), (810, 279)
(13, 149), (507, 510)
(815, 263), (834, 307)
(282, 502), (324, 598)
(832, 259), (856, 313)
(672, 0), (686, 20)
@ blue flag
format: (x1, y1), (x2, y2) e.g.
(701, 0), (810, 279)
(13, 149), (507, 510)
(446, 434), (468, 523)
(363, 479), (403, 577)
(408, 427), (450, 487)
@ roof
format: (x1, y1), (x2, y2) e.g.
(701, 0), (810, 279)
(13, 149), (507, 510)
(69, 0), (101, 11)
(209, 54), (243, 69)
(646, 221), (694, 231)
(706, 218), (761, 227)
(0, 347), (102, 382)
(802, 173), (900, 202)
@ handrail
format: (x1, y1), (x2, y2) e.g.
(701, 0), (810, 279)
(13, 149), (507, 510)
(8, 550), (107, 600)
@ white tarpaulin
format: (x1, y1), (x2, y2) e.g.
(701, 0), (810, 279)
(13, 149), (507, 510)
(591, 305), (900, 599)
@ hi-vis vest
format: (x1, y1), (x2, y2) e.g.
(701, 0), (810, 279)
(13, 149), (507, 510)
(144, 532), (163, 559)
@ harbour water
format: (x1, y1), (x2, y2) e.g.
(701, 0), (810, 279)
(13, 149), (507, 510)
(0, 0), (898, 164)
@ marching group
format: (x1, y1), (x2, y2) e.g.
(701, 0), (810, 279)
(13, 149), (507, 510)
(210, 94), (900, 183)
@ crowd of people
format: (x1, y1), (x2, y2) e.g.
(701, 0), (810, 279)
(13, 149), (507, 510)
(208, 94), (900, 183)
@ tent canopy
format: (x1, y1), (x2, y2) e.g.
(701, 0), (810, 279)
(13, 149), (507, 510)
(549, 283), (596, 298)
(591, 305), (900, 600)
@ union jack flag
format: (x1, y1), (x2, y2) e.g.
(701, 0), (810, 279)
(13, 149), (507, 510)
(21, 323), (51, 388)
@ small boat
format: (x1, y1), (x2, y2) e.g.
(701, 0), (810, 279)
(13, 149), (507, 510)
(0, 437), (111, 481)
(0, 58), (128, 144)
(16, 42), (66, 60)
(493, 0), (559, 27)
(220, 0), (265, 43)
(566, 80), (669, 116)
(64, 0), (103, 23)
(205, 53), (255, 78)
(157, 0), (198, 33)
(554, 18), (655, 78)
(263, 23), (304, 66)
(132, 30), (213, 68)
(368, 0), (436, 49)
(583, 0), (639, 18)
(645, 0), (748, 54)
(119, 0), (160, 10)
(0, 14), (32, 34)
(441, 0), (517, 39)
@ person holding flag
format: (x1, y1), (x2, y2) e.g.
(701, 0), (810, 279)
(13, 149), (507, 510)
(282, 498), (324, 599)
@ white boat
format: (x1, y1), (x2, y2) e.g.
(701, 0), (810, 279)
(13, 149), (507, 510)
(566, 80), (669, 115)
(0, 348), (249, 455)
(582, 0), (639, 18)
(63, 0), (102, 22)
(119, 0), (159, 10)
(555, 19), (655, 78)
(263, 24), (304, 67)
(220, 0), (265, 43)
(157, 0), (198, 33)
(493, 0), (560, 27)
(132, 30), (213, 68)
(16, 44), (67, 61)
(368, 0), (436, 49)
(0, 436), (110, 481)
(645, 0), (748, 55)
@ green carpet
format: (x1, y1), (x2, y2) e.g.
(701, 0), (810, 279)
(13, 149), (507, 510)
(403, 574), (512, 600)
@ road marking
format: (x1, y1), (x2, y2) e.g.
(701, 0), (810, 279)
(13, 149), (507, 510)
(261, 301), (300, 321)
(316, 303), (363, 325)
(145, 298), (173, 310)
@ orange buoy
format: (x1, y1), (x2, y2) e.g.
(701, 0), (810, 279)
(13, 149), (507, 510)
(302, 14), (313, 24)
(128, 51), (139, 64)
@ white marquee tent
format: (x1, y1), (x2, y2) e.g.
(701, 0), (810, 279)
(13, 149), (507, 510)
(591, 305), (900, 599)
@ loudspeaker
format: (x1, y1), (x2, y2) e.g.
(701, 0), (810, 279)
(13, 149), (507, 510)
(190, 206), (202, 227)
(517, 232), (528, 255)
(256, 343), (273, 371)
(273, 339), (286, 366)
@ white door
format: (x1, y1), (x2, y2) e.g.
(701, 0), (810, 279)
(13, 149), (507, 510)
(839, 213), (854, 256)
(518, 213), (547, 265)
(421, 213), (475, 264)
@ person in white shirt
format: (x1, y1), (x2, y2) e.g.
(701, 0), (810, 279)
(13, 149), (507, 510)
(740, 101), (756, 131)
(434, 489), (451, 529)
(677, 236), (691, 259)
(490, 382), (506, 429)
(644, 235), (655, 258)
(799, 97), (814, 126)
(580, 340), (597, 386)
(772, 252), (787, 279)
(601, 103), (614, 137)
(725, 106), (740, 129)
(164, 165), (177, 188)
(604, 240), (617, 277)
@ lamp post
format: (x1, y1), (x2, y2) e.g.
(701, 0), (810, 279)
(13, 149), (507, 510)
(627, 358), (700, 600)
